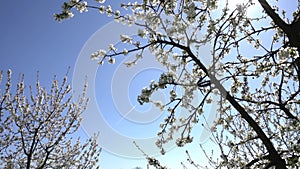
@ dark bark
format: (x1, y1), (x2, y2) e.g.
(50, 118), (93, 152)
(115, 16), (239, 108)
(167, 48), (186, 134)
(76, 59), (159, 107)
(258, 0), (300, 49)
(156, 39), (287, 168)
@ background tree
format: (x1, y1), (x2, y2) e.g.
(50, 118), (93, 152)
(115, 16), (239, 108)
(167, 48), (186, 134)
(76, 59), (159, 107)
(0, 70), (101, 169)
(55, 0), (300, 168)
(132, 167), (143, 169)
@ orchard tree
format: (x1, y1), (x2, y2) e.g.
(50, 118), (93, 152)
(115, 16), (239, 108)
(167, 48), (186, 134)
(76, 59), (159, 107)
(0, 70), (101, 169)
(55, 0), (300, 168)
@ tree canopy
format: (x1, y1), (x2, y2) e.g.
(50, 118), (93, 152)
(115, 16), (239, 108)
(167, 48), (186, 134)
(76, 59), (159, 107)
(0, 70), (101, 169)
(55, 0), (300, 168)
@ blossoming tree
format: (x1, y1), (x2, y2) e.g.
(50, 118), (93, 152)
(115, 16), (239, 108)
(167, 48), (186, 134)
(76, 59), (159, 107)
(0, 70), (101, 168)
(55, 0), (300, 168)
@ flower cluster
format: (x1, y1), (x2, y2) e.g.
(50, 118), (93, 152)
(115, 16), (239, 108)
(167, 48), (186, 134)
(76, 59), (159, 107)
(54, 0), (300, 168)
(54, 0), (88, 22)
(137, 73), (175, 105)
(0, 70), (101, 168)
(176, 136), (193, 147)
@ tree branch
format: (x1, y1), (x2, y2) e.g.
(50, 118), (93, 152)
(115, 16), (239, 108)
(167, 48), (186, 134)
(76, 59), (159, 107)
(258, 0), (289, 30)
(258, 0), (300, 48)
(156, 39), (287, 169)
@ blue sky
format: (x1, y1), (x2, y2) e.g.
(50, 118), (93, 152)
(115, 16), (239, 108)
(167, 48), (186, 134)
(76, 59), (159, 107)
(0, 0), (298, 169)
(0, 1), (110, 81)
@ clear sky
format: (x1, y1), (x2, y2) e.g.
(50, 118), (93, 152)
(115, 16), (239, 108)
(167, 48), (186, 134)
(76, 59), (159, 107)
(0, 1), (298, 169)
(0, 0), (111, 82)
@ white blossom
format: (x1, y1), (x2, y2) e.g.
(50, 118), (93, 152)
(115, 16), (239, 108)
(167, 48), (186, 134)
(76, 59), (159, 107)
(120, 34), (132, 43)
(138, 29), (147, 38)
(123, 48), (128, 55)
(99, 6), (105, 13)
(54, 0), (300, 168)
(0, 70), (101, 168)
(108, 44), (116, 51)
(95, 0), (105, 3)
(75, 1), (88, 13)
(97, 49), (106, 57)
(106, 5), (113, 16)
